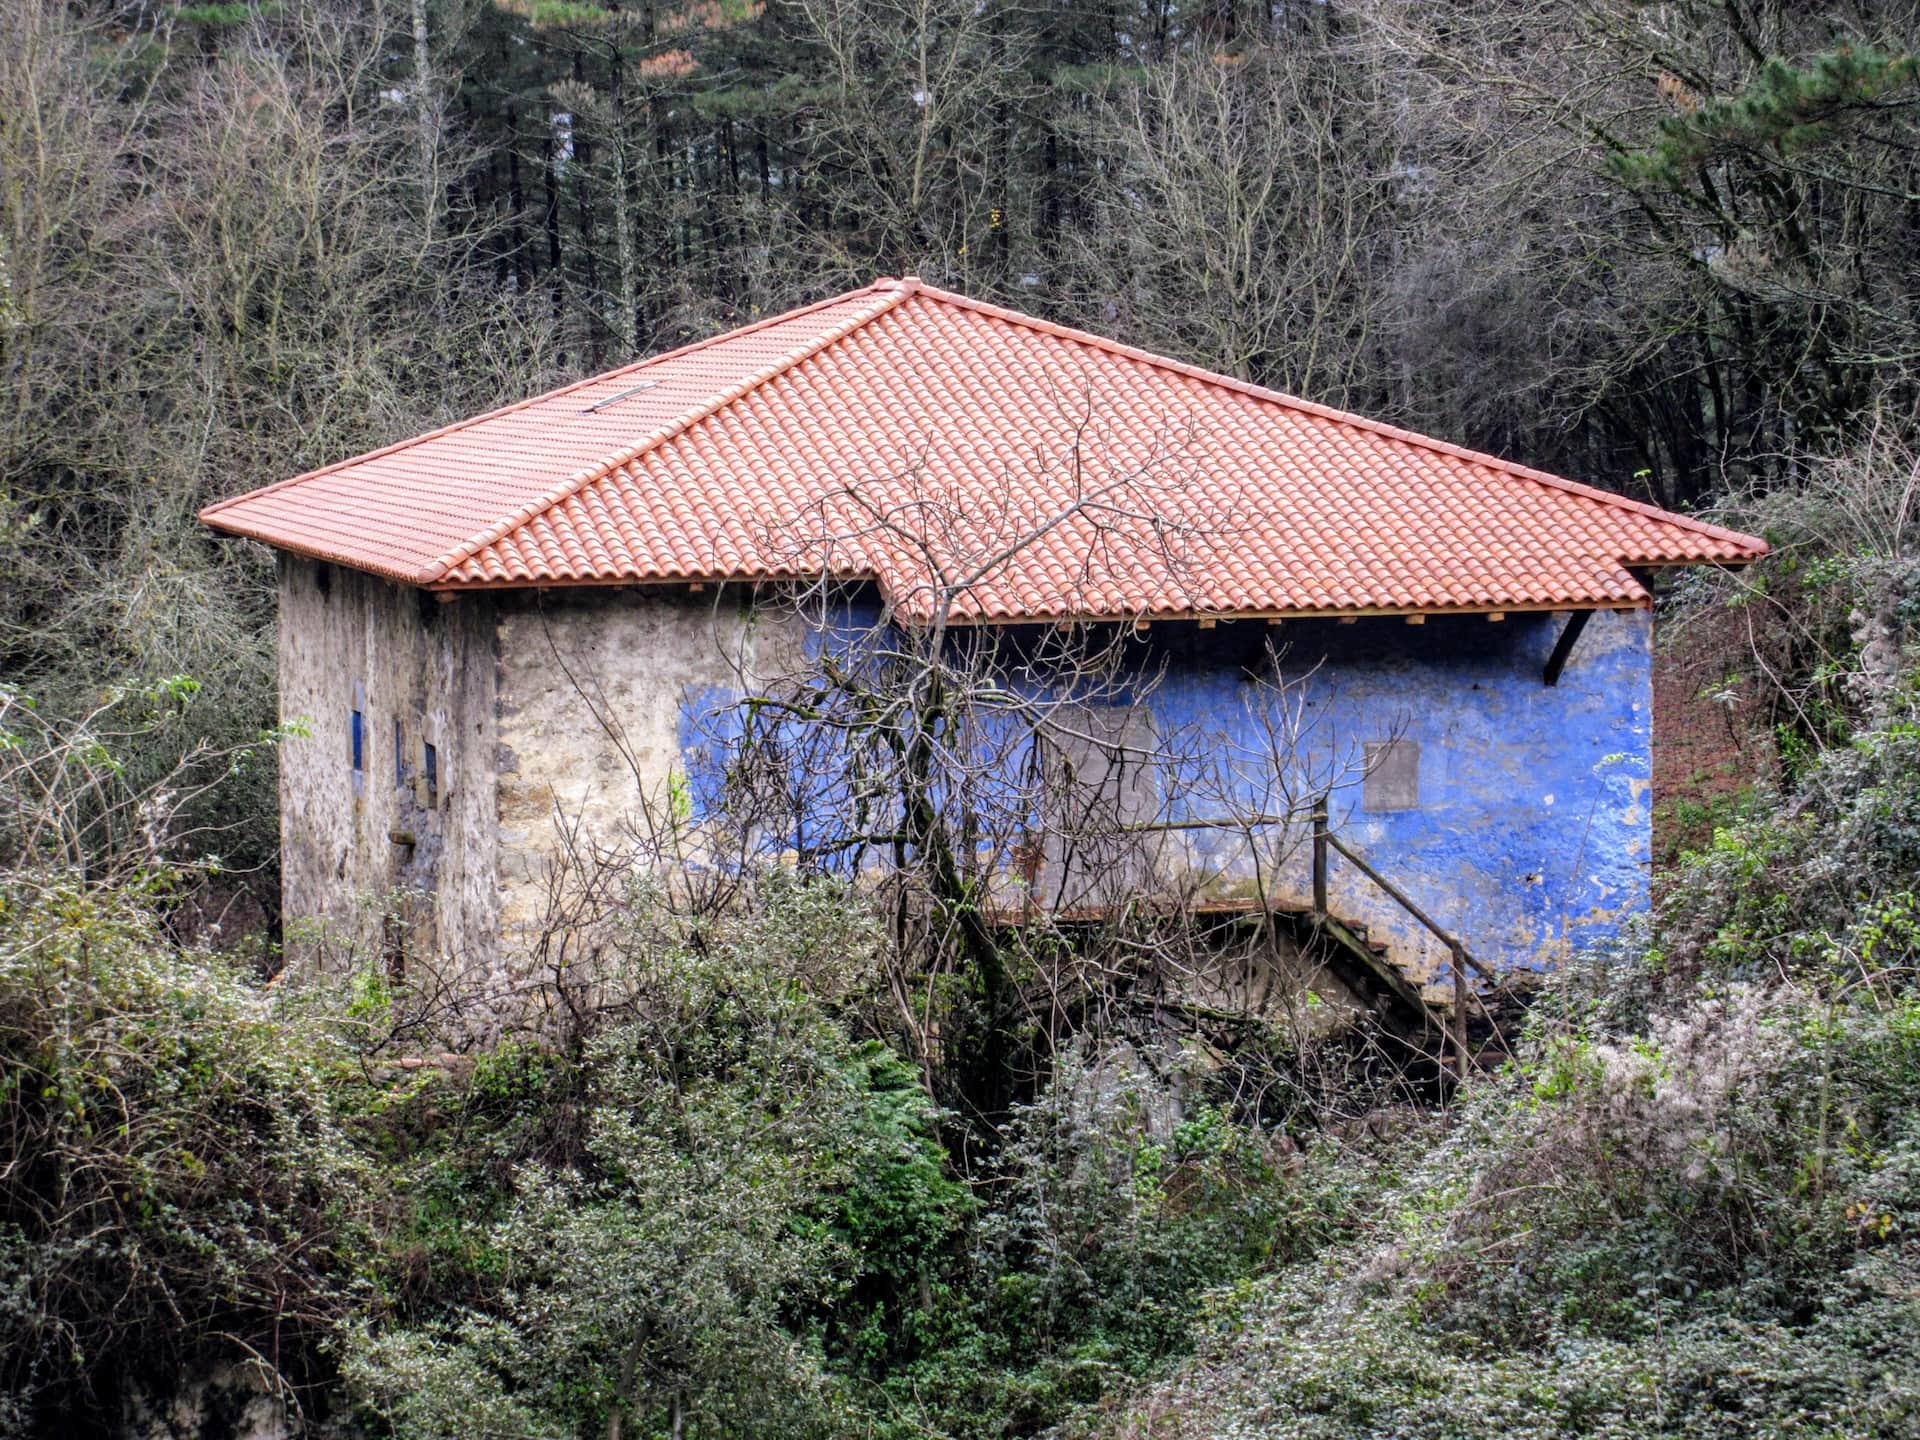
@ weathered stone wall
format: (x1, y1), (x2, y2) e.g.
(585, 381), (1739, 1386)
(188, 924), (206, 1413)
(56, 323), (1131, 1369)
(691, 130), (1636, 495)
(276, 556), (499, 979)
(275, 571), (1652, 1011)
(491, 586), (799, 960)
(663, 604), (1653, 996)
(1149, 609), (1654, 992)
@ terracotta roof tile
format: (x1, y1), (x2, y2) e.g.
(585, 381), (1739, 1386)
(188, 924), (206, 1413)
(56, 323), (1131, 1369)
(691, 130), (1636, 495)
(202, 278), (1765, 619)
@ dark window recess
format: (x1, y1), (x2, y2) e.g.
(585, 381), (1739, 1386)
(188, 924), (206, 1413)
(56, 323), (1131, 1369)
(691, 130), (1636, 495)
(1362, 739), (1420, 812)
(422, 741), (439, 808)
(350, 709), (365, 773)
(393, 718), (407, 787)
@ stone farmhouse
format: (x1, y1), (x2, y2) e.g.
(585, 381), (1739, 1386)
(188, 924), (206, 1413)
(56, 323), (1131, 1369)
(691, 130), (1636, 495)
(201, 277), (1766, 1014)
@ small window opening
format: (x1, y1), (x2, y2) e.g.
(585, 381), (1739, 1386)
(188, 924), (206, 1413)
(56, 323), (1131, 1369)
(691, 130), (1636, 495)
(393, 718), (407, 788)
(422, 741), (439, 809)
(1362, 739), (1419, 812)
(350, 708), (365, 773)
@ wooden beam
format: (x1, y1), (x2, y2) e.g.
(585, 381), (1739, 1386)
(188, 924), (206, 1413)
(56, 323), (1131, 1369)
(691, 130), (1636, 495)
(918, 600), (1624, 629)
(1405, 613), (1426, 625)
(1134, 617), (1151, 631)
(1198, 616), (1217, 630)
(1486, 611), (1505, 622)
(1543, 609), (1593, 687)
(1311, 797), (1329, 916)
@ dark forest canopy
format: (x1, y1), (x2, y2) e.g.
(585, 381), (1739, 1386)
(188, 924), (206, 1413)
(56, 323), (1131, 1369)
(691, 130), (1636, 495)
(4, 0), (1917, 869)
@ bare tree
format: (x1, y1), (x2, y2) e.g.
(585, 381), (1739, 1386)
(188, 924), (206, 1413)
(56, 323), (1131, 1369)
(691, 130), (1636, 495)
(790, 0), (1029, 286)
(1068, 40), (1401, 406)
(1364, 0), (1920, 503)
(0, 0), (556, 876)
(554, 397), (1399, 1124)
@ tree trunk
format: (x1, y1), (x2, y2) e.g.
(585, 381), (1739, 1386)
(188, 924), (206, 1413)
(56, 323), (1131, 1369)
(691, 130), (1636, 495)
(411, 0), (437, 242)
(609, 51), (640, 355)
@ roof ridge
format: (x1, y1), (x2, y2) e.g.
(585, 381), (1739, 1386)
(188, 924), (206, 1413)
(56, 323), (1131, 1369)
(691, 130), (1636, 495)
(198, 283), (891, 525)
(419, 278), (918, 584)
(909, 283), (1763, 552)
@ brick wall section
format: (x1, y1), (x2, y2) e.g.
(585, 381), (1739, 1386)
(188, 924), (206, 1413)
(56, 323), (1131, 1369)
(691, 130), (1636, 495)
(1650, 606), (1778, 866)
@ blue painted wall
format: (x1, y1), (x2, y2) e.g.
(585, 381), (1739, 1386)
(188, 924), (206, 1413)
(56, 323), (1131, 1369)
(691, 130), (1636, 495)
(679, 603), (1653, 992)
(1142, 609), (1653, 988)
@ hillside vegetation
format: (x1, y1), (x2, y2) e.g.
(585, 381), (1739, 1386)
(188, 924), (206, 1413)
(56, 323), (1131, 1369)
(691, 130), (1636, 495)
(3, 0), (1920, 1436)
(3, 474), (1917, 1436)
(1067, 717), (1920, 1438)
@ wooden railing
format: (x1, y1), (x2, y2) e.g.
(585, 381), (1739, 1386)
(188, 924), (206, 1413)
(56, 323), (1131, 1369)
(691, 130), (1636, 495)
(1310, 794), (1505, 1076)
(1016, 794), (1513, 1074)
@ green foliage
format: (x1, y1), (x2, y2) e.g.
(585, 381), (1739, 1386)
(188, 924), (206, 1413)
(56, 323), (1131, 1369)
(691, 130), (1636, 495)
(0, 869), (374, 1422)
(341, 879), (1335, 1440)
(345, 878), (954, 1438)
(979, 1045), (1323, 1366)
(1615, 48), (1919, 184)
(829, 1039), (974, 1373)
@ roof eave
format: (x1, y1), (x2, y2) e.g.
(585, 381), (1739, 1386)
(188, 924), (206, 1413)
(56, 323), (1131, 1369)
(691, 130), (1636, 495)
(199, 511), (439, 586)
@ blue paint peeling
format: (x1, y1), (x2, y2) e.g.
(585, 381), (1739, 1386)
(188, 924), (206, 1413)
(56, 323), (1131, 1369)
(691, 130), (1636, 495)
(678, 682), (745, 818)
(671, 604), (1653, 987)
(1143, 610), (1653, 981)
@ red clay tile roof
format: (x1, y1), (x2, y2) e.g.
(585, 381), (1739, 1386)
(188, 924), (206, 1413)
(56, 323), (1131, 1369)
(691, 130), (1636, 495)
(201, 277), (1765, 621)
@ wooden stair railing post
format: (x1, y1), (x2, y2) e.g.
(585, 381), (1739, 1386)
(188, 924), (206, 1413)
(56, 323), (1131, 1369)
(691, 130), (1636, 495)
(1311, 793), (1329, 918)
(1450, 940), (1470, 1081)
(1151, 792), (1500, 1068)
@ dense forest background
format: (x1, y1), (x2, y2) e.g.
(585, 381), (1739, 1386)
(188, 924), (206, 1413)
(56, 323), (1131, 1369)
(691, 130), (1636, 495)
(5, 0), (1919, 881)
(3, 2), (1919, 1437)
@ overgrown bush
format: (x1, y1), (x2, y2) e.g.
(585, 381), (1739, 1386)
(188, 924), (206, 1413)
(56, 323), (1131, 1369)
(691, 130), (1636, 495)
(979, 1042), (1334, 1366)
(341, 876), (963, 1439)
(0, 872), (374, 1424)
(0, 678), (1330, 1436)
(1066, 706), (1920, 1440)
(1674, 416), (1920, 786)
(340, 875), (1350, 1440)
(0, 681), (374, 1425)
(9, 703), (1915, 1440)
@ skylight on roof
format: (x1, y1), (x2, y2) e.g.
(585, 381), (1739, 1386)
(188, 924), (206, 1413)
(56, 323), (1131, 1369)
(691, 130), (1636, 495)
(581, 378), (662, 415)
